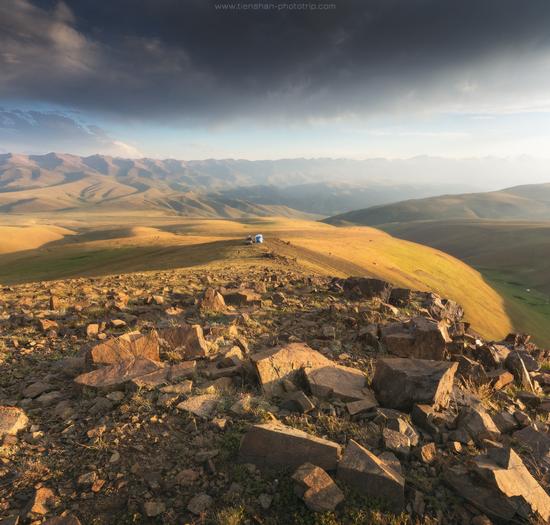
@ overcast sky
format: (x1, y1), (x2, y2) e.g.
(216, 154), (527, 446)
(1, 0), (550, 160)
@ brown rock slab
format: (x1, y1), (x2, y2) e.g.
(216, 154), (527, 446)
(223, 289), (262, 306)
(251, 343), (331, 397)
(486, 369), (514, 390)
(0, 406), (28, 437)
(87, 331), (160, 366)
(305, 364), (370, 401)
(372, 357), (458, 411)
(337, 439), (404, 513)
(239, 422), (341, 471)
(346, 393), (379, 416)
(158, 324), (208, 358)
(472, 446), (550, 522)
(74, 358), (162, 390)
(382, 317), (450, 361)
(176, 394), (219, 418)
(456, 406), (500, 444)
(512, 425), (550, 467)
(27, 487), (56, 515)
(292, 463), (344, 512)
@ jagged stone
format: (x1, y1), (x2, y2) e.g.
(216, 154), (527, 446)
(374, 408), (420, 446)
(337, 439), (404, 513)
(471, 446), (550, 522)
(292, 463), (344, 512)
(492, 411), (518, 434)
(456, 355), (487, 383)
(0, 406), (28, 437)
(389, 287), (412, 306)
(485, 369), (514, 390)
(26, 487), (56, 515)
(455, 406), (500, 444)
(201, 288), (227, 312)
(381, 317), (451, 360)
(372, 357), (458, 411)
(476, 344), (510, 370)
(74, 358), (162, 390)
(512, 425), (550, 468)
(239, 422), (341, 471)
(187, 493), (213, 515)
(158, 324), (208, 358)
(382, 427), (410, 458)
(87, 331), (160, 366)
(280, 390), (315, 413)
(22, 381), (54, 398)
(251, 343), (331, 397)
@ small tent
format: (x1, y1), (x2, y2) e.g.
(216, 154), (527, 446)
(255, 234), (264, 244)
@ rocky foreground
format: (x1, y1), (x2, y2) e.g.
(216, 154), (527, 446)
(0, 265), (549, 525)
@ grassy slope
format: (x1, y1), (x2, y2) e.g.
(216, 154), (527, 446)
(380, 219), (550, 345)
(324, 183), (550, 226)
(0, 216), (511, 341)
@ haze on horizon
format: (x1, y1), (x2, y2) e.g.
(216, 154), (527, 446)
(1, 0), (550, 173)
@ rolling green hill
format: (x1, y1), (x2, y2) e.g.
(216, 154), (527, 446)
(324, 183), (550, 226)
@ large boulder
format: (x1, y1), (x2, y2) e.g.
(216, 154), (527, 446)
(381, 317), (451, 360)
(238, 422), (341, 471)
(158, 323), (208, 358)
(87, 331), (160, 366)
(472, 446), (549, 522)
(512, 425), (550, 468)
(337, 439), (404, 513)
(342, 277), (392, 301)
(292, 463), (344, 512)
(74, 358), (163, 390)
(372, 357), (458, 411)
(0, 406), (28, 437)
(251, 343), (331, 397)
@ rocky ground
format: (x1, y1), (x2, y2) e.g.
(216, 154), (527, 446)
(0, 262), (549, 525)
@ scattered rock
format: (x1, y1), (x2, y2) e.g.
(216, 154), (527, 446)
(239, 422), (341, 471)
(187, 493), (213, 515)
(176, 394), (219, 418)
(372, 357), (458, 411)
(292, 463), (344, 512)
(159, 323), (208, 358)
(87, 331), (160, 365)
(337, 439), (405, 513)
(0, 406), (28, 437)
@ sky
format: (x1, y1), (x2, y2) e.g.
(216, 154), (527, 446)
(1, 0), (550, 160)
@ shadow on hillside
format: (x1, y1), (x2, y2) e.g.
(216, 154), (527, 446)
(0, 238), (258, 285)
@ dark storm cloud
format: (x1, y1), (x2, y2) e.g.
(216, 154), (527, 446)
(2, 0), (550, 122)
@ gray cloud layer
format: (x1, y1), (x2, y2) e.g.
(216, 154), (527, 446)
(2, 0), (550, 123)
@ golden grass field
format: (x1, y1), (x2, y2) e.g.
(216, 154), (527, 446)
(0, 213), (513, 341)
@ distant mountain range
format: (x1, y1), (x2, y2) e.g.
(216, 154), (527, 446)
(324, 183), (550, 225)
(3, 153), (547, 217)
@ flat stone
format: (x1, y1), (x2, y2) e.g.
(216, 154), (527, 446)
(239, 422), (341, 471)
(512, 426), (550, 467)
(27, 487), (56, 515)
(305, 364), (370, 401)
(292, 463), (344, 512)
(337, 439), (404, 513)
(346, 394), (379, 416)
(0, 406), (28, 437)
(176, 394), (219, 418)
(158, 324), (208, 358)
(486, 369), (514, 390)
(223, 289), (262, 306)
(251, 343), (331, 397)
(382, 427), (410, 458)
(22, 382), (54, 398)
(74, 358), (162, 390)
(87, 331), (160, 365)
(372, 357), (458, 411)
